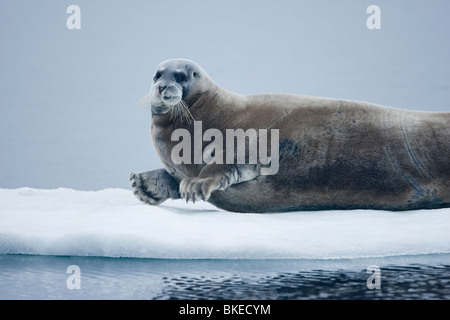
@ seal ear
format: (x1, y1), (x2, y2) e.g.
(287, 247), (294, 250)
(193, 72), (198, 78)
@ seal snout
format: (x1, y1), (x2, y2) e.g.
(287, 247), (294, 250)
(156, 84), (181, 103)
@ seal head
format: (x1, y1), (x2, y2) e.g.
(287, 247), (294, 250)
(149, 59), (212, 122)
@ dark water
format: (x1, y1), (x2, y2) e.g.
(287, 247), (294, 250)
(156, 265), (450, 300)
(0, 254), (449, 300)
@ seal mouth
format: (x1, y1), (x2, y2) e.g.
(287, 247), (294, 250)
(151, 100), (194, 124)
(150, 89), (181, 108)
(151, 104), (170, 115)
(163, 95), (182, 103)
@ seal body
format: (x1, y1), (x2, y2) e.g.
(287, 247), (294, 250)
(131, 59), (450, 213)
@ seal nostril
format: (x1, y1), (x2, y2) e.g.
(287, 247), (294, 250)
(158, 85), (166, 95)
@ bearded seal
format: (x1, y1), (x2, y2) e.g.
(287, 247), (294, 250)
(130, 58), (450, 213)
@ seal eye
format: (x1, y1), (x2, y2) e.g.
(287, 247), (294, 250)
(175, 73), (187, 83)
(154, 71), (162, 82)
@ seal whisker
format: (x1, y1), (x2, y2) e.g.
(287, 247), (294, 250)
(171, 99), (194, 125)
(180, 99), (195, 123)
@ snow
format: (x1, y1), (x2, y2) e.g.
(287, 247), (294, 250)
(1, 188), (449, 260)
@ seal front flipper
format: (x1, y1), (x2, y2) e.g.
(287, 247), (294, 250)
(179, 164), (260, 203)
(130, 169), (180, 205)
